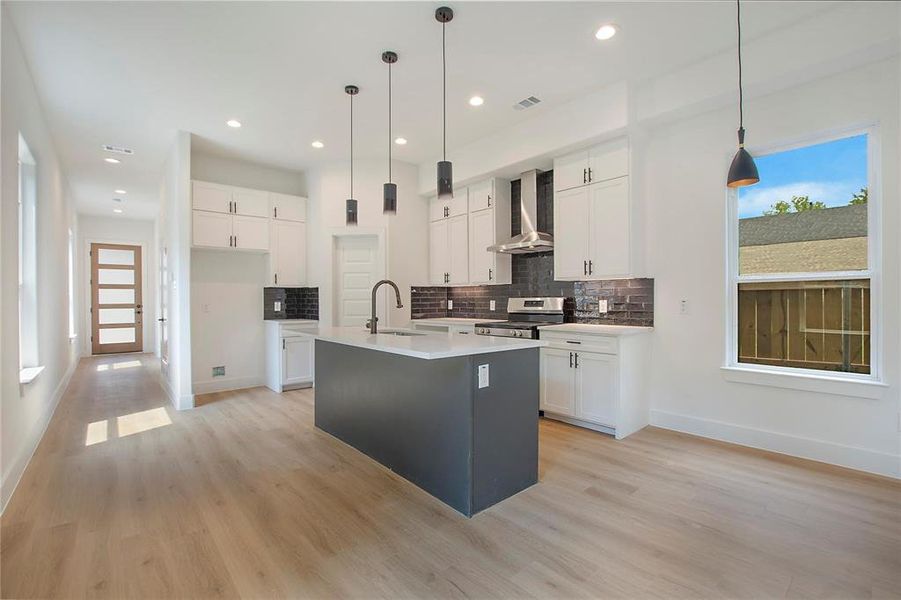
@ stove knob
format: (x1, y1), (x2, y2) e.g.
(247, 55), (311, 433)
(514, 330), (522, 338)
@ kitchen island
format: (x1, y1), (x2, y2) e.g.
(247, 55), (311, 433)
(314, 326), (544, 517)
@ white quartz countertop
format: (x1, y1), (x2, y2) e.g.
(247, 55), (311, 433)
(412, 317), (504, 326)
(538, 323), (653, 336)
(314, 326), (545, 360)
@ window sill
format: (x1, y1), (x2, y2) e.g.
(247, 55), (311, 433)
(721, 365), (887, 400)
(19, 366), (45, 385)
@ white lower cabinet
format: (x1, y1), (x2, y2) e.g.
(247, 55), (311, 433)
(539, 328), (650, 439)
(265, 321), (317, 392)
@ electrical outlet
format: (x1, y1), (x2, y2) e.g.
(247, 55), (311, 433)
(490, 300), (496, 311)
(680, 299), (690, 315)
(212, 366), (225, 377)
(598, 299), (609, 314)
(274, 301), (282, 312)
(478, 364), (489, 388)
(202, 303), (210, 313)
(447, 299), (453, 310)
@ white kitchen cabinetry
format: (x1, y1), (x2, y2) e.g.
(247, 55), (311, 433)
(430, 189), (468, 222)
(265, 321), (317, 392)
(270, 192), (307, 222)
(538, 327), (651, 439)
(231, 187), (269, 218)
(270, 220), (306, 286)
(468, 179), (512, 285)
(232, 215), (269, 251)
(429, 214), (468, 285)
(552, 138), (635, 280)
(192, 181), (233, 213)
(192, 210), (233, 249)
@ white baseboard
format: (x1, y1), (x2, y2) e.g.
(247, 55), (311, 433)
(159, 372), (195, 411)
(650, 409), (900, 479)
(1, 354), (80, 514)
(192, 376), (264, 396)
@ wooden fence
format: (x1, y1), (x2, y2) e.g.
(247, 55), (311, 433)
(737, 279), (870, 374)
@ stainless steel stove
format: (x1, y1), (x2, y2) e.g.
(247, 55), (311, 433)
(474, 297), (565, 339)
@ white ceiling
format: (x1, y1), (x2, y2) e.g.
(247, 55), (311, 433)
(6, 1), (836, 220)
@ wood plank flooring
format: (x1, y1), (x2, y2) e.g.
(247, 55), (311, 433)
(2, 354), (899, 599)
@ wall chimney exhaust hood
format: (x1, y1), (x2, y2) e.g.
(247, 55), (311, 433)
(488, 170), (553, 254)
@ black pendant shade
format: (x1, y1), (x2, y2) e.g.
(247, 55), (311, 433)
(726, 0), (759, 189)
(383, 51), (398, 214)
(727, 128), (759, 188)
(436, 7), (454, 199)
(345, 84), (359, 226)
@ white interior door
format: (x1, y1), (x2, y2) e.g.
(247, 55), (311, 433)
(335, 235), (380, 327)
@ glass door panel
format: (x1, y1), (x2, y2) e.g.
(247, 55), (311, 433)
(91, 243), (143, 354)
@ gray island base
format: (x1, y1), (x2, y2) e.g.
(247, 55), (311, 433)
(314, 338), (539, 517)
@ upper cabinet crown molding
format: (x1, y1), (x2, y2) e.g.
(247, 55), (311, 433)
(553, 138), (638, 281)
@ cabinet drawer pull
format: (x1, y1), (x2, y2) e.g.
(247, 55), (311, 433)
(566, 340), (581, 344)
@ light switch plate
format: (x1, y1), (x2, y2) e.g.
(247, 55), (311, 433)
(680, 299), (689, 315)
(447, 299), (453, 310)
(274, 301), (282, 312)
(598, 299), (608, 314)
(478, 364), (489, 388)
(490, 300), (496, 311)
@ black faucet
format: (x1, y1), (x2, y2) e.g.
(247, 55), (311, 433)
(369, 279), (404, 334)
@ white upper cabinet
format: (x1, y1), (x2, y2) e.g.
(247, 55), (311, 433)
(553, 137), (635, 280)
(553, 138), (629, 193)
(192, 181), (233, 214)
(231, 187), (269, 218)
(429, 219), (450, 285)
(447, 214), (469, 285)
(468, 180), (493, 212)
(270, 220), (306, 286)
(429, 189), (468, 222)
(232, 215), (269, 251)
(270, 192), (307, 222)
(469, 208), (496, 284)
(193, 210), (232, 249)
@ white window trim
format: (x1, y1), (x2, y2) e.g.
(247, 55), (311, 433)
(724, 124), (884, 395)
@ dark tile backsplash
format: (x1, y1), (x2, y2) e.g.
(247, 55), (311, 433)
(411, 169), (654, 327)
(264, 287), (319, 320)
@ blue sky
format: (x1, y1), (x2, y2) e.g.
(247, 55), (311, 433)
(738, 134), (868, 218)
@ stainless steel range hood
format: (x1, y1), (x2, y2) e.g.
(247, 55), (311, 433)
(487, 169), (554, 254)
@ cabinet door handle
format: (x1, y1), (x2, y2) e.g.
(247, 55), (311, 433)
(583, 168), (587, 184)
(588, 168), (593, 183)
(283, 339), (286, 350)
(570, 352), (574, 368)
(488, 268), (493, 281)
(588, 260), (593, 275)
(583, 260), (588, 275)
(487, 194), (492, 208)
(274, 206), (278, 218)
(575, 353), (579, 368)
(234, 235), (238, 248)
(275, 273), (278, 285)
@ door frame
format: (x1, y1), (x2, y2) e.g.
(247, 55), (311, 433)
(328, 227), (387, 327)
(83, 238), (151, 356)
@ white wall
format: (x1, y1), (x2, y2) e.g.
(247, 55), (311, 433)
(644, 58), (900, 478)
(78, 215), (158, 356)
(306, 159), (427, 328)
(158, 131), (193, 410)
(1, 10), (81, 510)
(188, 151), (305, 394)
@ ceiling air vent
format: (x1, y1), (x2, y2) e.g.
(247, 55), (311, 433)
(102, 144), (134, 155)
(513, 96), (542, 111)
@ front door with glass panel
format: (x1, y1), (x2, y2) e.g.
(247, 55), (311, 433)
(91, 243), (143, 354)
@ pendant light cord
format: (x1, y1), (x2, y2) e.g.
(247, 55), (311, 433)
(736, 0), (743, 130)
(442, 22), (447, 161)
(350, 92), (354, 198)
(388, 61), (392, 183)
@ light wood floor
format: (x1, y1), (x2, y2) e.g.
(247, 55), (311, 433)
(2, 354), (899, 599)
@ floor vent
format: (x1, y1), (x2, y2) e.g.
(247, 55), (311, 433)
(513, 96), (542, 111)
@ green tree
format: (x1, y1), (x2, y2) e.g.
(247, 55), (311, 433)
(763, 195), (826, 216)
(849, 187), (868, 205)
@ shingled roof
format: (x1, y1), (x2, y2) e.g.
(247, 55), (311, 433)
(739, 204), (867, 247)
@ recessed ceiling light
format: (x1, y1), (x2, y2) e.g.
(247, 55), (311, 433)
(595, 24), (618, 41)
(469, 96), (484, 107)
(115, 189), (127, 194)
(311, 140), (324, 149)
(394, 137), (407, 145)
(113, 208), (123, 214)
(226, 119), (242, 128)
(104, 157), (121, 164)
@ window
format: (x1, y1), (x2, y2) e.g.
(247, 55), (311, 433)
(730, 132), (875, 377)
(18, 134), (39, 371)
(68, 228), (76, 339)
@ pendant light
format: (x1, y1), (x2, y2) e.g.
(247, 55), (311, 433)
(726, 0), (759, 188)
(435, 6), (454, 199)
(382, 51), (398, 214)
(345, 85), (359, 225)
